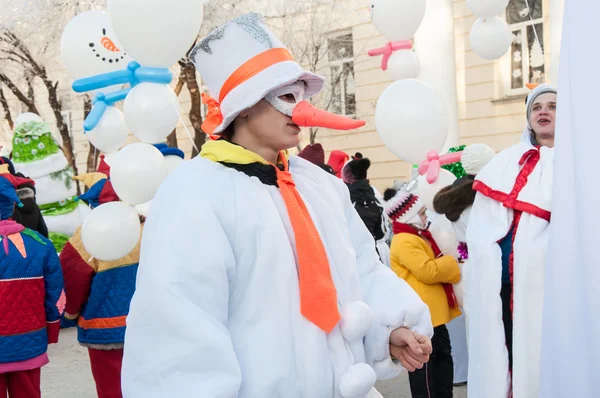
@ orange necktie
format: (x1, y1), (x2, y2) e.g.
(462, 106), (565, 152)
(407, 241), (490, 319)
(274, 154), (340, 333)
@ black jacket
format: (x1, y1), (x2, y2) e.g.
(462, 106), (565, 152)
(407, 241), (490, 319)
(13, 185), (49, 238)
(347, 179), (385, 241)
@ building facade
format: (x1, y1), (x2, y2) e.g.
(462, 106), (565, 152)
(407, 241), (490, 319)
(0, 0), (563, 192)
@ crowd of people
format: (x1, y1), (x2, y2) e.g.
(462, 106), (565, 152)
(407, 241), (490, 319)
(0, 12), (559, 398)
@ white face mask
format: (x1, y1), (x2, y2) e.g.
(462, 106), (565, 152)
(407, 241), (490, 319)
(264, 82), (306, 116)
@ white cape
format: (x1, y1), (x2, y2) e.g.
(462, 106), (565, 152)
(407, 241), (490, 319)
(539, 3), (600, 396)
(122, 156), (432, 398)
(466, 142), (553, 398)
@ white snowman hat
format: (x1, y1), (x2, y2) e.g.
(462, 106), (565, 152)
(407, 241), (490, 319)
(190, 13), (325, 135)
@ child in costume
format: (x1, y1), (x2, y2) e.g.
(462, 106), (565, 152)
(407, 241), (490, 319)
(465, 84), (556, 398)
(0, 166), (64, 398)
(122, 13), (433, 398)
(384, 190), (461, 398)
(60, 156), (140, 398)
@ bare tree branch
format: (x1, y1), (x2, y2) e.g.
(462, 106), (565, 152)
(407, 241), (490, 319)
(0, 72), (38, 113)
(0, 86), (14, 130)
(84, 96), (99, 177)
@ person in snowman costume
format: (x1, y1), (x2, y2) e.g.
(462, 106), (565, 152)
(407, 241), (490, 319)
(122, 13), (432, 398)
(465, 84), (556, 398)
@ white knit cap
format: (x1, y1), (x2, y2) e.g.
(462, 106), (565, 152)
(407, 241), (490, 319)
(384, 190), (423, 224)
(522, 83), (558, 144)
(190, 13), (325, 134)
(461, 144), (496, 175)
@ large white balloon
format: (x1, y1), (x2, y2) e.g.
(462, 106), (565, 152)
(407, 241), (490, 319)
(417, 169), (457, 211)
(371, 0), (426, 41)
(375, 79), (449, 165)
(81, 201), (141, 261)
(164, 155), (184, 175)
(108, 0), (204, 68)
(466, 0), (509, 18)
(387, 50), (420, 81)
(61, 11), (131, 91)
(86, 106), (129, 153)
(14, 113), (43, 127)
(124, 83), (180, 144)
(110, 143), (167, 205)
(470, 17), (512, 60)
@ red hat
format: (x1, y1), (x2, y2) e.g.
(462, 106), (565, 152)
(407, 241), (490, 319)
(327, 150), (350, 178)
(298, 143), (325, 165)
(96, 155), (111, 176)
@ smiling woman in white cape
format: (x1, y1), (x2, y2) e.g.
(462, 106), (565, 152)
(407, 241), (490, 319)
(465, 84), (556, 398)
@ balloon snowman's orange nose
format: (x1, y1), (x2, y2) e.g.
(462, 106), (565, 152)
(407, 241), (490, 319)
(292, 101), (366, 131)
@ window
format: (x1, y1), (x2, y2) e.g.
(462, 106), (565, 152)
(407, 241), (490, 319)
(506, 0), (545, 91)
(327, 33), (356, 117)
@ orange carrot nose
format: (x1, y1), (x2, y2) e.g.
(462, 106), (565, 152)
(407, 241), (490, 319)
(292, 101), (366, 131)
(101, 37), (120, 52)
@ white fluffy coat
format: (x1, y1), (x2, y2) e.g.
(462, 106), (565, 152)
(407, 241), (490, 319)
(122, 156), (432, 398)
(466, 142), (552, 398)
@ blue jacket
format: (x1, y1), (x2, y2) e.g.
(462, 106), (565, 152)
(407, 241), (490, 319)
(60, 226), (141, 347)
(0, 222), (64, 364)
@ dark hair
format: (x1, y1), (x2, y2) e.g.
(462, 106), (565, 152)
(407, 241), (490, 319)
(222, 122), (236, 140)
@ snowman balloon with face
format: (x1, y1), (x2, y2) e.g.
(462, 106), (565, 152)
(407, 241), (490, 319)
(61, 11), (132, 93)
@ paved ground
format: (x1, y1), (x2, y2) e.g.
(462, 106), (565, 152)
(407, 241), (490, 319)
(41, 328), (467, 398)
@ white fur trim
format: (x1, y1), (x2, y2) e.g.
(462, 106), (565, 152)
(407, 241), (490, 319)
(340, 301), (373, 342)
(339, 363), (377, 398)
(371, 355), (403, 381)
(14, 152), (68, 179)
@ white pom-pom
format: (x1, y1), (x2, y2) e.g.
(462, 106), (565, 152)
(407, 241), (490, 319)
(340, 301), (373, 342)
(461, 143), (496, 175)
(339, 363), (377, 398)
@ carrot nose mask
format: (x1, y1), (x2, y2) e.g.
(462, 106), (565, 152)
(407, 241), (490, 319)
(264, 83), (366, 131)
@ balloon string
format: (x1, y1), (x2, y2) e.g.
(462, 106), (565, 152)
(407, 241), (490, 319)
(524, 0), (542, 49)
(170, 100), (199, 154)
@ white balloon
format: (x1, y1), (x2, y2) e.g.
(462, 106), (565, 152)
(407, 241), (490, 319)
(110, 143), (167, 205)
(470, 17), (512, 60)
(124, 83), (180, 144)
(466, 0), (509, 18)
(417, 169), (457, 211)
(86, 106), (129, 153)
(375, 79), (449, 165)
(14, 113), (43, 127)
(134, 200), (152, 217)
(81, 201), (141, 261)
(371, 0), (426, 41)
(164, 155), (184, 175)
(387, 50), (420, 81)
(108, 0), (204, 68)
(60, 11), (131, 92)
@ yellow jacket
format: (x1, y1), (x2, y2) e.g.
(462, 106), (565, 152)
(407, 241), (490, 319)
(390, 232), (461, 327)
